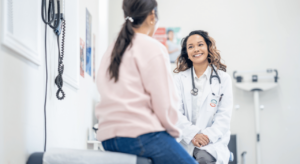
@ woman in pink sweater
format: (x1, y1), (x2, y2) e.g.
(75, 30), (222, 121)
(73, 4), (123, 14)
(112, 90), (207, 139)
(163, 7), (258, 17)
(95, 0), (197, 163)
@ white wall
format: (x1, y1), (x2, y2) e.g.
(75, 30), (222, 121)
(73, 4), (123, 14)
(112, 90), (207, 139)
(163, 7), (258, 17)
(0, 0), (108, 163)
(108, 0), (123, 44)
(0, 9), (4, 161)
(0, 57), (4, 164)
(108, 0), (300, 164)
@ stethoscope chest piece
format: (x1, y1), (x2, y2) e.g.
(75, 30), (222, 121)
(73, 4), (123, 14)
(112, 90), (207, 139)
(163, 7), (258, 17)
(191, 89), (198, 96)
(192, 88), (198, 93)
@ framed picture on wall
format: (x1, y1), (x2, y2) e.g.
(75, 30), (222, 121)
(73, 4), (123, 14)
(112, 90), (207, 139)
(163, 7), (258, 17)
(166, 27), (182, 63)
(153, 27), (167, 46)
(153, 27), (182, 63)
(86, 9), (92, 76)
(80, 38), (85, 78)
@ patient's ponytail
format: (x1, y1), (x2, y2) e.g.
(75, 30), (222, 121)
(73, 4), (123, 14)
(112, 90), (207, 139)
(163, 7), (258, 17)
(108, 0), (158, 82)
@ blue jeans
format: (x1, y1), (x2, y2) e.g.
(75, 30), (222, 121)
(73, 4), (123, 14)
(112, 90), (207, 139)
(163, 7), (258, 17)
(102, 131), (197, 164)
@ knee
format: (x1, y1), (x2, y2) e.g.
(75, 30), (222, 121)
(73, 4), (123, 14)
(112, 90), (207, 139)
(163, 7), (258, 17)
(197, 158), (214, 164)
(197, 158), (207, 164)
(193, 149), (216, 164)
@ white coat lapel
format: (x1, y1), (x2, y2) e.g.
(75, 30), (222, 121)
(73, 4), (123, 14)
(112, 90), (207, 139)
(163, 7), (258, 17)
(182, 69), (193, 121)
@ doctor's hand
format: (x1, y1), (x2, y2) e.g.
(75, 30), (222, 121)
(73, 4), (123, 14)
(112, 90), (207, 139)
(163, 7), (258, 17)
(192, 134), (210, 147)
(191, 138), (201, 147)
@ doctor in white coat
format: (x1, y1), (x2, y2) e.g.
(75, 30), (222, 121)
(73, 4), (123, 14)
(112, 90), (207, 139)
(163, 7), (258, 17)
(173, 30), (233, 164)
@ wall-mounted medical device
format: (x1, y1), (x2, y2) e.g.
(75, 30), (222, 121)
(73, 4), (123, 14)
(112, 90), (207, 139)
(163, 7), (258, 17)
(233, 69), (278, 91)
(41, 0), (66, 100)
(233, 69), (279, 164)
(41, 0), (66, 152)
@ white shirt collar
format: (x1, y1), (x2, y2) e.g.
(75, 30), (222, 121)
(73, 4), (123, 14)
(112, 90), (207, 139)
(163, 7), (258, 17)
(193, 65), (211, 80)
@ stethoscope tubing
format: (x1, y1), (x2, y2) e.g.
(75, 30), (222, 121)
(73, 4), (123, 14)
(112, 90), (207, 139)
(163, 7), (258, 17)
(191, 65), (223, 101)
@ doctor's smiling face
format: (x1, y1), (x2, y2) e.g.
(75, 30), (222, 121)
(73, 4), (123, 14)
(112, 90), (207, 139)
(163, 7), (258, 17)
(186, 34), (209, 65)
(174, 30), (227, 73)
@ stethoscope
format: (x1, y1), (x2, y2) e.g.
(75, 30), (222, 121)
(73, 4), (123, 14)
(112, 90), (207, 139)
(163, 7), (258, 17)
(190, 65), (224, 102)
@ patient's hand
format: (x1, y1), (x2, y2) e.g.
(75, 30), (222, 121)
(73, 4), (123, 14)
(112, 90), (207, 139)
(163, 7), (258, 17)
(192, 134), (210, 147)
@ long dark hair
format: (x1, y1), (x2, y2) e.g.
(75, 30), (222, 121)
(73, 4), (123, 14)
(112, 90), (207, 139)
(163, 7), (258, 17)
(108, 0), (158, 82)
(173, 30), (227, 73)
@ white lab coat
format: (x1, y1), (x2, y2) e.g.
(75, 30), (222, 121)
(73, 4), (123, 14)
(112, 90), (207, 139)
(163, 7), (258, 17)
(174, 66), (233, 164)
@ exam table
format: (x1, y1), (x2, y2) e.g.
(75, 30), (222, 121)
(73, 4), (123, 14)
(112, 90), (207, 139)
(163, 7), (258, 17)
(27, 148), (152, 164)
(27, 134), (236, 164)
(27, 148), (233, 164)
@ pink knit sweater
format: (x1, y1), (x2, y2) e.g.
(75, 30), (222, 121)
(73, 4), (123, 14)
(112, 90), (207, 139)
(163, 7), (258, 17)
(95, 33), (180, 141)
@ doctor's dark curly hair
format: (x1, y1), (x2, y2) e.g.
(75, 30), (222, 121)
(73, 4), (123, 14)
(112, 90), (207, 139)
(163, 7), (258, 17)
(173, 30), (227, 73)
